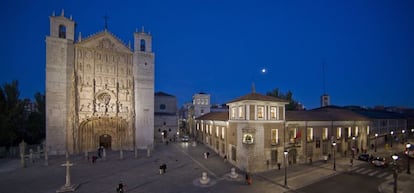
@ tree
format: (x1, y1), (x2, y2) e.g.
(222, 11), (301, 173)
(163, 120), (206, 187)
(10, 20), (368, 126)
(266, 88), (301, 110)
(24, 92), (45, 144)
(0, 80), (25, 147)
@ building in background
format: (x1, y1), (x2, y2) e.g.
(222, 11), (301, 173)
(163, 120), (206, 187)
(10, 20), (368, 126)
(154, 92), (178, 143)
(45, 10), (154, 155)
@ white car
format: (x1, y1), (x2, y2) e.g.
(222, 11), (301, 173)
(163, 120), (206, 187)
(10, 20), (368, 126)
(181, 135), (190, 142)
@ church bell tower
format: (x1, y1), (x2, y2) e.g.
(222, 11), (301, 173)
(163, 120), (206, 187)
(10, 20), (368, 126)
(45, 10), (75, 155)
(133, 27), (155, 149)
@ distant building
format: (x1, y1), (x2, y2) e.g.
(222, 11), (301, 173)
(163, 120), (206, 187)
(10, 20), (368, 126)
(154, 92), (178, 142)
(320, 94), (330, 107)
(192, 93), (211, 117)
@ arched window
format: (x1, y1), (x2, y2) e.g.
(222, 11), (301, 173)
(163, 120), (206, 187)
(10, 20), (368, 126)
(59, 25), (66, 39)
(140, 39), (146, 51)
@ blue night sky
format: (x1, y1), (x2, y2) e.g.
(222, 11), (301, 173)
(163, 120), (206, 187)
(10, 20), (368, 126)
(1, 0), (413, 109)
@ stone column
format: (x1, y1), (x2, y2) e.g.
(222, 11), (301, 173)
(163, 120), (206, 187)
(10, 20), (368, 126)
(134, 146), (138, 159)
(19, 140), (26, 168)
(119, 148), (123, 160)
(29, 149), (34, 163)
(36, 146), (41, 159)
(147, 145), (151, 157)
(44, 146), (49, 166)
(102, 148), (106, 161)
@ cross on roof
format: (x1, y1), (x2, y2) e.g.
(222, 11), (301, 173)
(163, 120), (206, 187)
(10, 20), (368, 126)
(103, 14), (109, 30)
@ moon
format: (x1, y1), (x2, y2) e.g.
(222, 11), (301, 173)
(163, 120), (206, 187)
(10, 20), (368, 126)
(261, 68), (267, 74)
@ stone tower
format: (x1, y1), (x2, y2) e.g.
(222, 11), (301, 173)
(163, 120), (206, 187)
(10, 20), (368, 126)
(46, 11), (155, 155)
(133, 28), (155, 149)
(45, 10), (75, 155)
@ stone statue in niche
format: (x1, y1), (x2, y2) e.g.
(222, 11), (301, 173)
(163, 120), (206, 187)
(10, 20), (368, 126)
(80, 104), (84, 111)
(87, 103), (92, 111)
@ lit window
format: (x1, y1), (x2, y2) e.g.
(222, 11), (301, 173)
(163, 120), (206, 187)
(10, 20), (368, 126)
(243, 134), (254, 144)
(348, 127), (352, 137)
(366, 126), (370, 135)
(289, 128), (297, 143)
(307, 128), (313, 142)
(337, 127), (341, 139)
(221, 127), (225, 139)
(322, 128), (328, 140)
(355, 126), (359, 137)
(257, 106), (264, 119)
(238, 105), (244, 119)
(197, 123), (199, 130)
(231, 107), (236, 119)
(209, 125), (212, 134)
(271, 129), (279, 144)
(270, 107), (277, 119)
(201, 124), (203, 132)
(216, 126), (219, 137)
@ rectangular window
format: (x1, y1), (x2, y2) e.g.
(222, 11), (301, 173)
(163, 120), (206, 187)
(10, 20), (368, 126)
(366, 126), (370, 135)
(257, 106), (264, 119)
(270, 107), (277, 119)
(337, 127), (341, 139)
(355, 126), (359, 137)
(209, 125), (212, 135)
(348, 127), (352, 137)
(197, 123), (199, 130)
(201, 123), (203, 132)
(289, 128), (297, 143)
(231, 107), (236, 119)
(322, 128), (328, 140)
(271, 129), (279, 144)
(221, 127), (225, 139)
(216, 126), (219, 137)
(307, 128), (313, 142)
(238, 105), (244, 119)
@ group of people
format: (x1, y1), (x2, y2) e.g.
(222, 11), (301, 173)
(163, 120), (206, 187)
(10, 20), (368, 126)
(159, 163), (167, 174)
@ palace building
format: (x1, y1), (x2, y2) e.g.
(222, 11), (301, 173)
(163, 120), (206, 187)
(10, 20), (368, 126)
(45, 10), (154, 155)
(193, 91), (371, 173)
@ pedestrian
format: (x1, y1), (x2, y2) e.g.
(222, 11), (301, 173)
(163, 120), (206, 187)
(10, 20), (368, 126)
(206, 152), (210, 158)
(162, 163), (167, 173)
(245, 173), (252, 185)
(159, 164), (163, 174)
(116, 180), (125, 193)
(223, 155), (227, 162)
(204, 152), (207, 159)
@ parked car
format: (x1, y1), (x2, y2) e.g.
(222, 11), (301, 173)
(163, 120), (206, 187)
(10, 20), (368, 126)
(357, 153), (372, 161)
(181, 135), (190, 142)
(371, 157), (387, 167)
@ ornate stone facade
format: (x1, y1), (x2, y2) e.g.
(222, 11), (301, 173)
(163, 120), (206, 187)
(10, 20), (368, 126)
(46, 11), (154, 155)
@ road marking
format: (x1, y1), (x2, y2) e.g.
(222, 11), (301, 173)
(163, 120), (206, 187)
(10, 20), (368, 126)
(377, 172), (389, 178)
(368, 171), (380, 176)
(355, 168), (365, 173)
(360, 169), (372, 174)
(385, 174), (393, 180)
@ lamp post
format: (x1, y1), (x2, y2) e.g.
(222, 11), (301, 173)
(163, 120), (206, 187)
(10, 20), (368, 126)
(411, 129), (414, 139)
(392, 154), (399, 193)
(375, 133), (378, 153)
(332, 141), (336, 171)
(402, 130), (406, 143)
(284, 150), (288, 187)
(407, 143), (411, 174)
(352, 136), (356, 159)
(390, 131), (394, 148)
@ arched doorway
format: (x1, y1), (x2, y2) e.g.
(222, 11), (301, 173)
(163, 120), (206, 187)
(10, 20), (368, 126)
(99, 134), (112, 149)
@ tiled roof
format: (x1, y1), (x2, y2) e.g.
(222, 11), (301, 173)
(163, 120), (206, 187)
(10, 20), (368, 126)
(286, 107), (370, 121)
(196, 112), (229, 121)
(227, 92), (289, 104)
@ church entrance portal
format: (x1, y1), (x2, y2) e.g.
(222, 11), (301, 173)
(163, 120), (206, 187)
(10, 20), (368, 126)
(99, 134), (112, 149)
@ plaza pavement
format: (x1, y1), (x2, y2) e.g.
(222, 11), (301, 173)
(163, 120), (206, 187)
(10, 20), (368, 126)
(0, 140), (412, 193)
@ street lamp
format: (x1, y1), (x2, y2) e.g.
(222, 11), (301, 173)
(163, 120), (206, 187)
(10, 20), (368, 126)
(352, 136), (356, 158)
(392, 154), (399, 193)
(402, 130), (406, 143)
(284, 150), (288, 187)
(390, 131), (394, 148)
(375, 133), (378, 153)
(332, 141), (336, 171)
(406, 143), (411, 174)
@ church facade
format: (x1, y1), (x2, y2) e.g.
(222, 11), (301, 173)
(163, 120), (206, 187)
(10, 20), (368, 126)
(45, 10), (154, 155)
